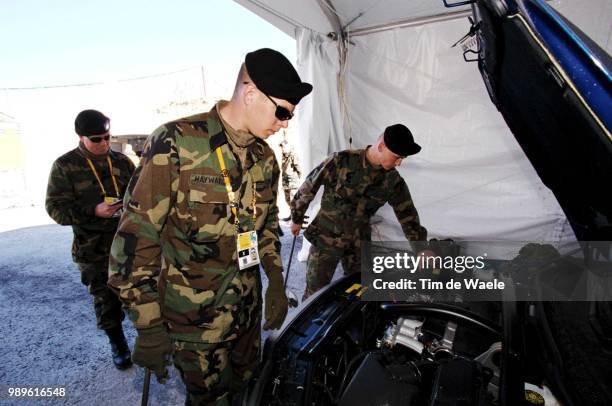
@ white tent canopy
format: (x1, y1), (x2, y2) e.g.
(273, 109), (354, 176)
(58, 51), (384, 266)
(235, 0), (472, 37)
(235, 0), (611, 253)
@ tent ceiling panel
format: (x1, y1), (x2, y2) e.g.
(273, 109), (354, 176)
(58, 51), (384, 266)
(235, 0), (471, 37)
(234, 0), (332, 37)
(331, 0), (471, 31)
(237, 1), (600, 40)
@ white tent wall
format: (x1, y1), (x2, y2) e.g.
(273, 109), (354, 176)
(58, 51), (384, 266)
(295, 28), (345, 175)
(281, 1), (612, 257)
(340, 18), (576, 246)
(292, 29), (346, 260)
(235, 0), (609, 253)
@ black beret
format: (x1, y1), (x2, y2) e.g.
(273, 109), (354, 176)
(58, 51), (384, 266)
(245, 48), (312, 105)
(384, 124), (421, 157)
(75, 109), (110, 136)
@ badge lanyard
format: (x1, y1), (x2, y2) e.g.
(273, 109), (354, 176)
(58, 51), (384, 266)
(86, 156), (120, 198)
(215, 146), (261, 270)
(214, 147), (257, 231)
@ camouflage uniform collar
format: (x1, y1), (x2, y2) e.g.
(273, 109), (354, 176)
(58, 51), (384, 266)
(215, 101), (256, 148)
(207, 108), (227, 152)
(362, 146), (383, 170)
(77, 141), (109, 161)
(207, 104), (264, 168)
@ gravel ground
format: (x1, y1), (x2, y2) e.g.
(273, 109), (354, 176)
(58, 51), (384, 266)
(0, 221), (314, 405)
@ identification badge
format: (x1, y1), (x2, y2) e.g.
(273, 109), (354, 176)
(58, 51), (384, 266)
(236, 231), (260, 270)
(104, 196), (123, 217)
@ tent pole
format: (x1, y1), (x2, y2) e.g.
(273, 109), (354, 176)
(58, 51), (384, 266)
(316, 0), (342, 33)
(350, 10), (471, 37)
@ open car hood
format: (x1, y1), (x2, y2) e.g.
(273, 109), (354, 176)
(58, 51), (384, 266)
(471, 0), (612, 241)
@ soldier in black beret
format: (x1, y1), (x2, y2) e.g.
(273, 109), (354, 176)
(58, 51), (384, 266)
(383, 123), (421, 157)
(46, 109), (135, 370)
(108, 48), (312, 404)
(74, 109), (110, 136)
(290, 124), (427, 299)
(245, 48), (313, 106)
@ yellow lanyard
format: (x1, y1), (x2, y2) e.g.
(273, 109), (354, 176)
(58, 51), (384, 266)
(215, 147), (257, 230)
(86, 156), (120, 197)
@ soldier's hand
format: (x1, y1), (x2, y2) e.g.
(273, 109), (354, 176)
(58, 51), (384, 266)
(263, 273), (289, 330)
(290, 222), (302, 236)
(132, 325), (173, 383)
(94, 201), (122, 218)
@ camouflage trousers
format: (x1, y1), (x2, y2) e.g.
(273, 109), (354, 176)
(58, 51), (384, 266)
(303, 237), (364, 300)
(172, 270), (262, 406)
(76, 261), (124, 330)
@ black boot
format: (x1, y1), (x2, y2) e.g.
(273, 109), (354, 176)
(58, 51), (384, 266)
(105, 325), (132, 370)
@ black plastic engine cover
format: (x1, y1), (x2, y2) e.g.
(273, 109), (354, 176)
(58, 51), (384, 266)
(338, 352), (420, 406)
(430, 358), (492, 406)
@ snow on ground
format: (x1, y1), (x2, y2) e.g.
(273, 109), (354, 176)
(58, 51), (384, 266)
(0, 206), (331, 405)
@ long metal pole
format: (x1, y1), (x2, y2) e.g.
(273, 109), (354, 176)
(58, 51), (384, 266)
(141, 368), (151, 406)
(285, 234), (298, 290)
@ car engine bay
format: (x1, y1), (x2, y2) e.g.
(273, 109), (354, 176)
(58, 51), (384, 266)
(246, 274), (558, 406)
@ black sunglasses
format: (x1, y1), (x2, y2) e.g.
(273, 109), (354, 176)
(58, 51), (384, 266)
(242, 81), (294, 121)
(264, 93), (294, 121)
(87, 135), (110, 143)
